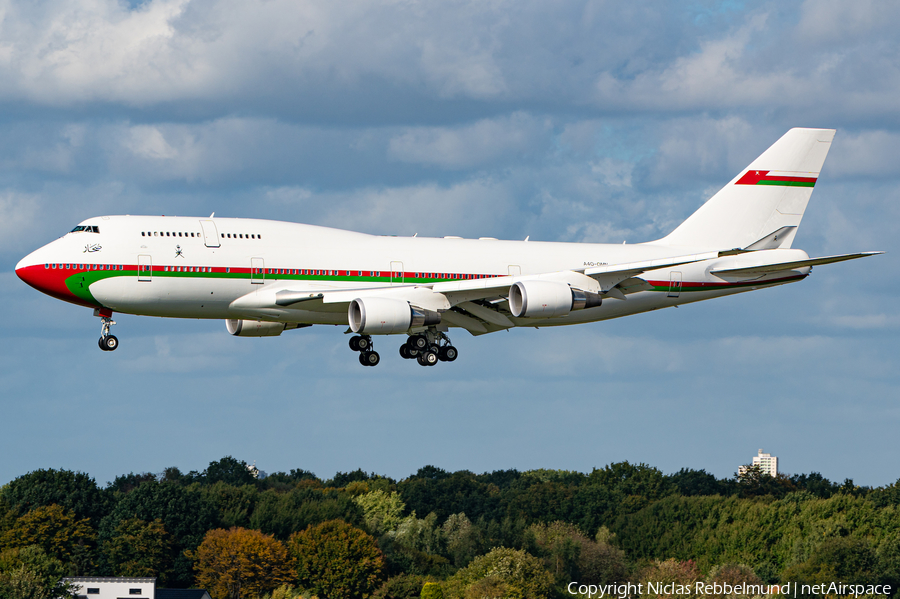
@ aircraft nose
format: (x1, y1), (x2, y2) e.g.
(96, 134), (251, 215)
(14, 248), (95, 308)
(16, 251), (49, 291)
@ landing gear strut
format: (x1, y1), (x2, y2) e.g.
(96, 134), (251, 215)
(350, 335), (380, 367)
(401, 330), (458, 367)
(98, 313), (118, 352)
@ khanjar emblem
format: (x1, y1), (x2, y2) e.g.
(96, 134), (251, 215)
(83, 244), (101, 253)
(175, 245), (185, 258)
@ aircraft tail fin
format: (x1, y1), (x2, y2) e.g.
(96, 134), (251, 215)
(656, 128), (836, 251)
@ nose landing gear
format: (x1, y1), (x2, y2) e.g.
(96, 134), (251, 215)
(98, 312), (118, 352)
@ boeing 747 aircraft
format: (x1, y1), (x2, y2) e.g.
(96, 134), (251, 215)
(16, 128), (881, 367)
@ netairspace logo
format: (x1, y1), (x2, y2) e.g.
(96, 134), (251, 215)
(566, 582), (894, 598)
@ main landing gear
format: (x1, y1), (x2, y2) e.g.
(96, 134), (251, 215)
(98, 312), (119, 352)
(349, 330), (459, 367)
(399, 331), (458, 367)
(349, 335), (380, 367)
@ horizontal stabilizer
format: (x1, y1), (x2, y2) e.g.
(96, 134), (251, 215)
(710, 251), (883, 278)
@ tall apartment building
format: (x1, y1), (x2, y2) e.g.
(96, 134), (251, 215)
(739, 449), (778, 477)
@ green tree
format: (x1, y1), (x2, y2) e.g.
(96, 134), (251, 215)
(190, 527), (293, 599)
(2, 469), (108, 525)
(783, 537), (878, 592)
(668, 468), (732, 496)
(370, 574), (433, 599)
(288, 519), (384, 599)
(107, 472), (157, 494)
(249, 487), (364, 539)
(99, 480), (218, 587)
(354, 490), (406, 536)
(528, 521), (626, 586)
(202, 456), (259, 487)
(381, 513), (448, 576)
(444, 547), (553, 599)
(202, 482), (259, 529)
(736, 465), (797, 498)
(0, 545), (74, 599)
(441, 513), (483, 568)
(102, 518), (172, 580)
(420, 581), (443, 599)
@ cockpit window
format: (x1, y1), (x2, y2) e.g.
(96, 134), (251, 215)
(71, 225), (100, 233)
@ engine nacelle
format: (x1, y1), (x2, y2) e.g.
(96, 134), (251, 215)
(226, 319), (287, 337)
(348, 297), (441, 335)
(509, 280), (603, 318)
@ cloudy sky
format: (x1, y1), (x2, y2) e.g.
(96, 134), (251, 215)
(2, 0), (898, 488)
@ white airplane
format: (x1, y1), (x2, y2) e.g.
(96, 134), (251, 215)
(15, 128), (881, 367)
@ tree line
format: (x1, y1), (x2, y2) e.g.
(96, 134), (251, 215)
(0, 457), (898, 599)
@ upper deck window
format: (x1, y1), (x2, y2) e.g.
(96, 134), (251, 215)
(70, 225), (99, 233)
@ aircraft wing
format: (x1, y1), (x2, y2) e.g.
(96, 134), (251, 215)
(710, 251), (883, 279)
(228, 250), (724, 334)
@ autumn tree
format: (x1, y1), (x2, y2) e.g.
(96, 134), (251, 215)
(636, 559), (702, 599)
(288, 519), (384, 599)
(191, 527), (293, 599)
(102, 518), (172, 580)
(1, 504), (95, 573)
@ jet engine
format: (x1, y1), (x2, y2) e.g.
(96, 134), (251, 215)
(349, 297), (441, 335)
(508, 280), (603, 318)
(226, 319), (289, 337)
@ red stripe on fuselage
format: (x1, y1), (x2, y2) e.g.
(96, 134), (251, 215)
(15, 264), (100, 308)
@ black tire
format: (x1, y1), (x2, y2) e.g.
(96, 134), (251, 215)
(423, 350), (438, 366)
(399, 345), (410, 359)
(417, 353), (427, 366)
(364, 351), (380, 366)
(357, 336), (371, 351)
(349, 336), (361, 351)
(99, 337), (108, 351)
(409, 335), (428, 350)
(443, 345), (458, 362)
(359, 353), (368, 366)
(104, 335), (119, 351)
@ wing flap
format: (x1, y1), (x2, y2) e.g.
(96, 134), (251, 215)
(584, 251), (720, 291)
(710, 251), (883, 278)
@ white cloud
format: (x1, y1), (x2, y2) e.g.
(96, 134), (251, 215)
(387, 112), (550, 169)
(826, 130), (900, 179)
(0, 190), (42, 254)
(124, 125), (180, 160)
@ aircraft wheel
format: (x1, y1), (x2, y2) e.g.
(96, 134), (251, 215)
(408, 335), (428, 350)
(362, 351), (380, 366)
(349, 336), (361, 351)
(103, 335), (119, 351)
(99, 337), (108, 351)
(357, 336), (372, 351)
(399, 345), (410, 359)
(443, 345), (458, 362)
(420, 350), (438, 366)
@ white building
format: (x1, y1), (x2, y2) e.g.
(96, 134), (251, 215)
(64, 578), (210, 599)
(739, 449), (779, 477)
